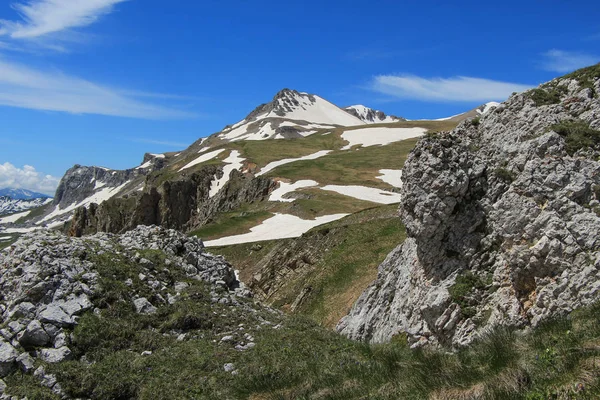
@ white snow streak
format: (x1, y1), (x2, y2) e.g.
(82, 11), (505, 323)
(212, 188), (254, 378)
(179, 149), (225, 171)
(341, 127), (426, 150)
(269, 180), (319, 202)
(377, 169), (403, 188)
(320, 185), (401, 204)
(257, 150), (331, 176)
(204, 213), (348, 246)
(209, 150), (245, 198)
(0, 210), (31, 224)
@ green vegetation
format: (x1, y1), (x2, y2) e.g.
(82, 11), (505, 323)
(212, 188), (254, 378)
(528, 85), (568, 106)
(495, 167), (516, 183)
(212, 205), (406, 327)
(471, 116), (481, 127)
(190, 210), (272, 240)
(264, 138), (419, 190)
(564, 63), (600, 96)
(8, 271), (600, 399)
(551, 120), (600, 155)
(0, 233), (19, 250)
(448, 271), (492, 318)
(14, 202), (53, 224)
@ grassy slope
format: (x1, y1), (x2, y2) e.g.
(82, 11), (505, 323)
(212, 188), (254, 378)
(6, 243), (600, 400)
(211, 205), (405, 328)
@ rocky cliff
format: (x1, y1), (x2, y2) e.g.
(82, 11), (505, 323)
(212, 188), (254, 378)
(69, 166), (277, 237)
(338, 64), (600, 347)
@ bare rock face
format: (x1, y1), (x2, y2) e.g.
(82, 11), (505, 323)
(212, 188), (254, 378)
(68, 166), (277, 236)
(338, 65), (600, 347)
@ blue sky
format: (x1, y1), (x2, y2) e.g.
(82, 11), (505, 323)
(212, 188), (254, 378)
(0, 0), (598, 195)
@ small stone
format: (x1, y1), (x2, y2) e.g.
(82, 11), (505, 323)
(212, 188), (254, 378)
(220, 335), (234, 343)
(223, 363), (235, 372)
(39, 305), (73, 327)
(133, 298), (157, 315)
(0, 341), (18, 377)
(141, 351), (152, 356)
(18, 320), (50, 348)
(138, 273), (147, 281)
(177, 333), (187, 342)
(39, 346), (72, 363)
(54, 332), (68, 348)
(16, 353), (35, 373)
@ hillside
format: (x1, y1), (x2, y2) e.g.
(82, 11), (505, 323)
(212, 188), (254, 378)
(1, 227), (599, 399)
(0, 89), (475, 248)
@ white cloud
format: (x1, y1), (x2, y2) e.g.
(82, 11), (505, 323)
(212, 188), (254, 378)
(371, 75), (532, 102)
(541, 49), (599, 73)
(0, 0), (127, 39)
(0, 58), (196, 119)
(0, 162), (60, 195)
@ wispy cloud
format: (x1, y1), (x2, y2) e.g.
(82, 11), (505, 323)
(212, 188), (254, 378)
(130, 138), (190, 148)
(0, 0), (127, 39)
(540, 49), (599, 73)
(0, 162), (60, 195)
(0, 58), (196, 119)
(371, 74), (532, 102)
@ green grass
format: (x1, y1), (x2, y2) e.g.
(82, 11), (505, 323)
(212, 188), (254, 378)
(211, 205), (406, 327)
(564, 63), (600, 96)
(528, 85), (568, 106)
(0, 233), (19, 250)
(13, 202), (53, 224)
(263, 138), (419, 189)
(190, 210), (273, 240)
(5, 241), (600, 400)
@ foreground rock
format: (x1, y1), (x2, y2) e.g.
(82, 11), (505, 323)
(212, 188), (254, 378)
(338, 64), (600, 347)
(0, 225), (251, 395)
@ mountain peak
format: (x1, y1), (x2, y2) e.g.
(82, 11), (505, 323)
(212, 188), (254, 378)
(344, 105), (405, 124)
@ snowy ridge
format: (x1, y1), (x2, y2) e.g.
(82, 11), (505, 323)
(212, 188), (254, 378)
(218, 89), (364, 142)
(0, 196), (52, 216)
(344, 105), (403, 124)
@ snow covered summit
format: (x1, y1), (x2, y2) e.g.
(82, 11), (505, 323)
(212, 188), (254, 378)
(344, 105), (405, 124)
(218, 89), (365, 142)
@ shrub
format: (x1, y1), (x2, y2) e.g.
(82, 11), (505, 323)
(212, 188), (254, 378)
(471, 117), (481, 127)
(528, 85), (567, 106)
(551, 120), (600, 155)
(495, 167), (516, 183)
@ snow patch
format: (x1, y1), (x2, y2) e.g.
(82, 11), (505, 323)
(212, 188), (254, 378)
(269, 180), (319, 202)
(320, 185), (401, 204)
(477, 101), (500, 114)
(341, 127), (425, 150)
(377, 169), (403, 188)
(257, 150), (331, 176)
(39, 181), (130, 223)
(179, 149), (225, 171)
(0, 210), (31, 224)
(209, 150), (245, 198)
(204, 213), (348, 246)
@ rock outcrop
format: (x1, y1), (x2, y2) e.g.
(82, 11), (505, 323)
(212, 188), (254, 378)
(338, 65), (600, 347)
(69, 166), (277, 236)
(0, 225), (249, 396)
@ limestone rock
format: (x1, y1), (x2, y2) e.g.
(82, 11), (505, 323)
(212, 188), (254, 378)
(339, 67), (600, 347)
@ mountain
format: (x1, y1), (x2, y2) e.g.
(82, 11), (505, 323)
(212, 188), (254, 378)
(218, 89), (366, 142)
(344, 105), (405, 124)
(0, 197), (52, 217)
(2, 67), (600, 399)
(338, 64), (600, 347)
(0, 188), (51, 200)
(4, 88), (469, 240)
(0, 188), (52, 217)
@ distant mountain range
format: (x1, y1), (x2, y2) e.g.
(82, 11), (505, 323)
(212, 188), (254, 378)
(0, 188), (51, 200)
(0, 188), (52, 216)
